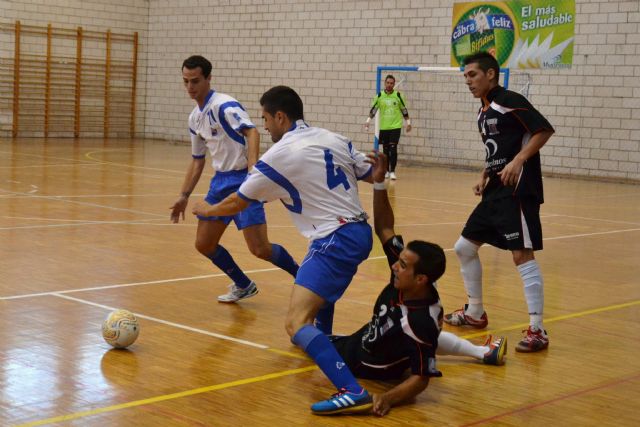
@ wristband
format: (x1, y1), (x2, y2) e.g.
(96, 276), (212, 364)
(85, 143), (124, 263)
(405, 119), (411, 126)
(366, 117), (371, 124)
(373, 181), (386, 190)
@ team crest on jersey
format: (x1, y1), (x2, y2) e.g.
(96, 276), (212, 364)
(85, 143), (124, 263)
(486, 118), (499, 135)
(482, 117), (499, 136)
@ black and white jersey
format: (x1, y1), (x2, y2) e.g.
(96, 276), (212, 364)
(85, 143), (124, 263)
(338, 236), (442, 378)
(478, 86), (554, 203)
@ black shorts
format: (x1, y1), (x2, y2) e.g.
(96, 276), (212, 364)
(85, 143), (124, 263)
(379, 128), (401, 145)
(462, 196), (543, 251)
(331, 335), (408, 380)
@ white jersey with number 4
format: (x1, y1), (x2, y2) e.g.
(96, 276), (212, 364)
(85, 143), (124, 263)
(238, 120), (372, 240)
(188, 90), (255, 172)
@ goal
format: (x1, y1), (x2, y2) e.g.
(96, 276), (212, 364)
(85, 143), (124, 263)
(372, 66), (532, 168)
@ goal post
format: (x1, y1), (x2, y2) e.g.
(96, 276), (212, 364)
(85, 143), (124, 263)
(371, 66), (531, 165)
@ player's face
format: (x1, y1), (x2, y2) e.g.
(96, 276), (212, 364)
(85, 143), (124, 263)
(182, 67), (211, 104)
(392, 249), (427, 296)
(463, 63), (496, 99)
(384, 78), (395, 93)
(261, 108), (286, 142)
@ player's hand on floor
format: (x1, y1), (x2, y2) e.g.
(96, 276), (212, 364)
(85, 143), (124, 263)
(372, 393), (391, 417)
(169, 197), (188, 223)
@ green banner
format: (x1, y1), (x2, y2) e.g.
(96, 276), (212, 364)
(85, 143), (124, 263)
(451, 0), (575, 69)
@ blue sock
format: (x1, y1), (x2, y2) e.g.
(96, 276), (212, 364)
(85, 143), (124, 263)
(315, 302), (335, 335)
(207, 245), (251, 288)
(270, 244), (299, 277)
(292, 324), (362, 393)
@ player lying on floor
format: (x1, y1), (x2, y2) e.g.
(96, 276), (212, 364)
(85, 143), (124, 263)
(317, 152), (506, 416)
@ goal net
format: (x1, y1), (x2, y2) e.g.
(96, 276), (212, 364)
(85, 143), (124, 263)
(372, 66), (532, 168)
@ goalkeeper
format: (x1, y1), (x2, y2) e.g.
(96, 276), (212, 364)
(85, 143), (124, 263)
(364, 74), (411, 180)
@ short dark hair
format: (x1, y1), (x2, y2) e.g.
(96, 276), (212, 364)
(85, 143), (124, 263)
(259, 85), (304, 121)
(463, 51), (500, 84)
(182, 55), (212, 78)
(406, 240), (446, 285)
(385, 74), (395, 82)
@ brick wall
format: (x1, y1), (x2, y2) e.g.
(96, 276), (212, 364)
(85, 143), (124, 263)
(2, 0), (639, 180)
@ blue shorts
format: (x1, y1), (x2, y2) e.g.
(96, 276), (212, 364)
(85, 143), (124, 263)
(296, 221), (373, 303)
(198, 169), (266, 230)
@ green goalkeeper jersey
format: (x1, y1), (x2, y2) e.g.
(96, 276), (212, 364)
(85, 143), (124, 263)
(370, 90), (409, 131)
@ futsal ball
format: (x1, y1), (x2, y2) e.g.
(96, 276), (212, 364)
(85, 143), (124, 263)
(102, 309), (140, 348)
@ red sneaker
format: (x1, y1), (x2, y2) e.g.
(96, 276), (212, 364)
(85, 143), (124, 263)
(444, 304), (488, 329)
(516, 326), (549, 352)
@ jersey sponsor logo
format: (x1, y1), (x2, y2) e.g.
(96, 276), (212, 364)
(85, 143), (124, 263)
(486, 157), (507, 169)
(484, 138), (498, 158)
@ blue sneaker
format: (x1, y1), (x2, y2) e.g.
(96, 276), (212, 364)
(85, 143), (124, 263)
(311, 388), (373, 415)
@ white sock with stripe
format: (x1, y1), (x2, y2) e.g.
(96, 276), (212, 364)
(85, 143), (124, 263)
(518, 259), (544, 330)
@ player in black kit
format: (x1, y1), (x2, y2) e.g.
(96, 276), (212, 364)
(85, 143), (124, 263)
(443, 52), (555, 353)
(327, 153), (506, 417)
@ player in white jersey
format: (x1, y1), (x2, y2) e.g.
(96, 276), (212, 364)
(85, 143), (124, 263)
(170, 56), (298, 303)
(192, 86), (376, 414)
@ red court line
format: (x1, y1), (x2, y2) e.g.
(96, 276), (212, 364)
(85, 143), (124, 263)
(460, 373), (640, 426)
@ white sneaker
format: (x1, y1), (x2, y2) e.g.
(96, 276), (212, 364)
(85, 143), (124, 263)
(389, 172), (397, 180)
(384, 171), (390, 179)
(217, 281), (258, 303)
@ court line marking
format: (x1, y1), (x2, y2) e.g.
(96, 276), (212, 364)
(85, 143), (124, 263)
(0, 193), (205, 199)
(0, 219), (169, 231)
(0, 163), (96, 169)
(545, 213), (640, 226)
(14, 365), (319, 427)
(0, 266), (289, 300)
(2, 215), (166, 223)
(3, 225), (640, 300)
(12, 298), (640, 427)
(459, 299), (640, 340)
(52, 293), (270, 349)
(459, 372), (640, 426)
(83, 149), (187, 174)
(0, 188), (166, 218)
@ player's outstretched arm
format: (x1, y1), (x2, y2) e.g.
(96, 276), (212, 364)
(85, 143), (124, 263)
(372, 375), (429, 416)
(170, 157), (205, 223)
(367, 152), (395, 244)
(191, 192), (249, 217)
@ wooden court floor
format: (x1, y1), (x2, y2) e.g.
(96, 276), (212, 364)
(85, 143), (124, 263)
(1, 138), (639, 426)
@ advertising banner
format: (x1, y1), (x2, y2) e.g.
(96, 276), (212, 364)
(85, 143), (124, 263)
(451, 0), (575, 69)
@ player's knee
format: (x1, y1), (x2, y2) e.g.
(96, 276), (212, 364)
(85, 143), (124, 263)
(454, 236), (479, 259)
(512, 250), (534, 265)
(195, 239), (216, 256)
(248, 243), (271, 260)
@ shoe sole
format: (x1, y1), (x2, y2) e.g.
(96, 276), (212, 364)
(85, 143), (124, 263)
(515, 341), (548, 353)
(217, 289), (259, 303)
(490, 337), (508, 365)
(443, 317), (488, 329)
(312, 402), (373, 415)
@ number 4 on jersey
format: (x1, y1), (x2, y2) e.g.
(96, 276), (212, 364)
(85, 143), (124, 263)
(324, 149), (350, 191)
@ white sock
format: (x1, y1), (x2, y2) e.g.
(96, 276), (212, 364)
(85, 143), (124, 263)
(455, 236), (484, 319)
(437, 331), (487, 360)
(518, 259), (544, 330)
